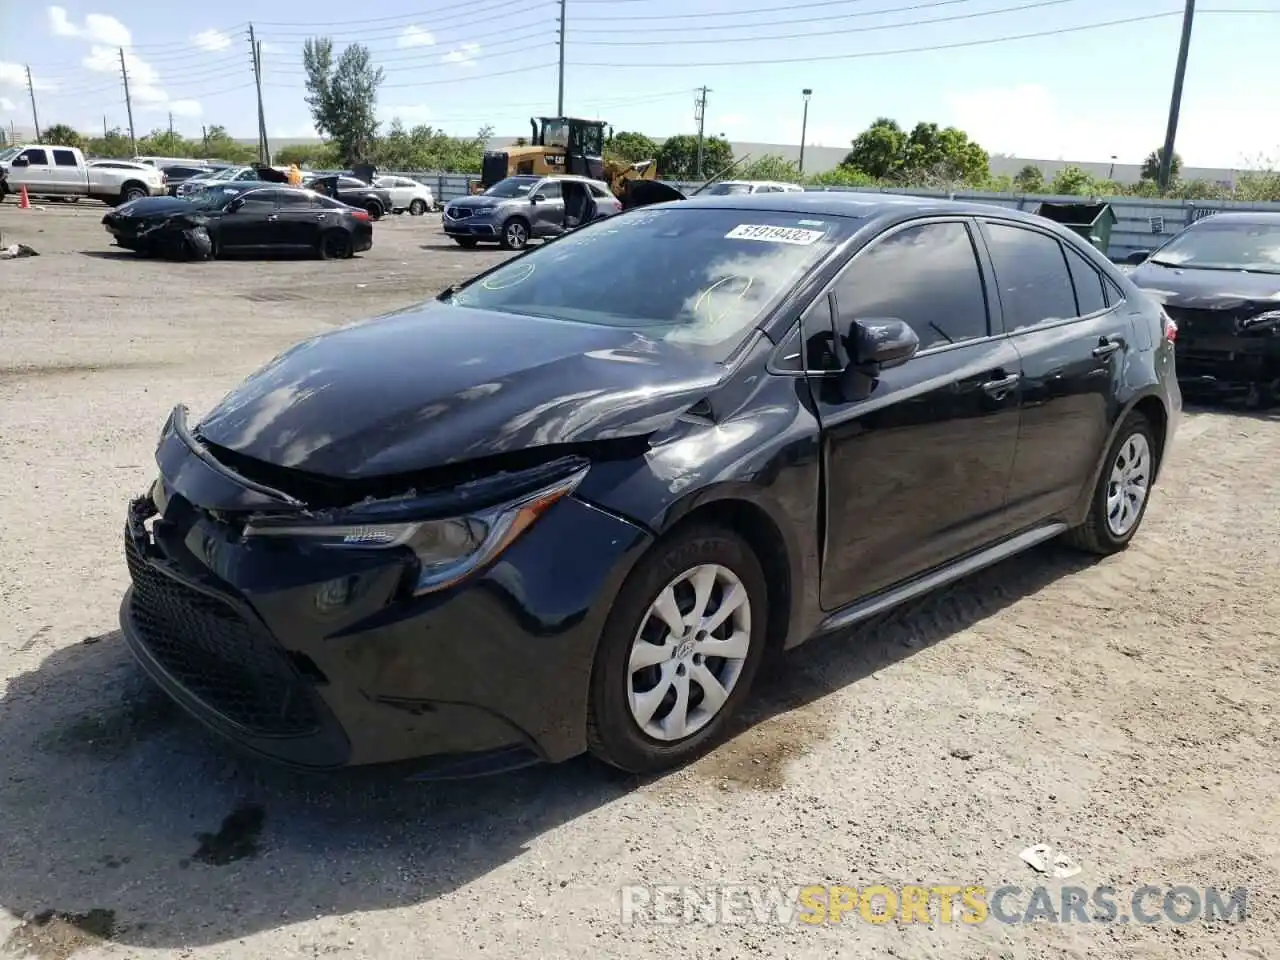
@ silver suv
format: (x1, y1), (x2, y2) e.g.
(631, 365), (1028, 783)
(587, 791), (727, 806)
(442, 174), (623, 250)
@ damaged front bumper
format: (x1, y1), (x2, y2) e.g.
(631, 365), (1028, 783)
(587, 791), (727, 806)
(118, 405), (652, 776)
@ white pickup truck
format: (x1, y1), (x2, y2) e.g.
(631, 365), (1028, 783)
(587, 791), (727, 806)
(0, 144), (167, 205)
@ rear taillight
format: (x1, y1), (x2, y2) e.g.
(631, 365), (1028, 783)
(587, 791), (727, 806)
(1161, 311), (1177, 342)
(351, 209), (370, 221)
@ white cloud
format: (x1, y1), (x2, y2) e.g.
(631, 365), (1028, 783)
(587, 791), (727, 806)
(47, 5), (131, 46)
(0, 60), (55, 91)
(443, 43), (481, 67)
(82, 44), (200, 116)
(260, 41), (282, 54)
(192, 28), (232, 52)
(398, 26), (435, 48)
(0, 97), (15, 112)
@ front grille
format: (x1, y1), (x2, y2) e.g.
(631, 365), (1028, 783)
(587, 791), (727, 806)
(124, 533), (321, 737)
(1164, 306), (1242, 336)
(446, 206), (472, 220)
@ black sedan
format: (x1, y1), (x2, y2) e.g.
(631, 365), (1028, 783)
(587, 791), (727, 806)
(1125, 212), (1280, 408)
(304, 174), (393, 220)
(102, 182), (373, 260)
(119, 193), (1180, 778)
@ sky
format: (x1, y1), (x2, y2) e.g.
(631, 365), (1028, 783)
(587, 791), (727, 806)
(1, 0), (1278, 167)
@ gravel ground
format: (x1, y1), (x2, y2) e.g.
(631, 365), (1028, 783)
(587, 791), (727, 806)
(0, 202), (1276, 960)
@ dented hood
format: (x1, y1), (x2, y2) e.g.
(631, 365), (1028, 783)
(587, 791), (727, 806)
(193, 302), (724, 479)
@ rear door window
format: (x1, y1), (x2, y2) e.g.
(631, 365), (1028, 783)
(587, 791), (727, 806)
(53, 150), (78, 167)
(1063, 244), (1108, 316)
(982, 222), (1078, 330)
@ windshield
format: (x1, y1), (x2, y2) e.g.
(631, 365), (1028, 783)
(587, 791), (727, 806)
(205, 166), (245, 182)
(705, 183), (752, 196)
(1149, 221), (1280, 273)
(542, 120), (569, 147)
(446, 207), (852, 359)
(0, 146), (22, 162)
(484, 177), (538, 198)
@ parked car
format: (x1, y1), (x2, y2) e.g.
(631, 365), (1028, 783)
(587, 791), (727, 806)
(159, 163), (219, 196)
(303, 174), (394, 219)
(179, 163), (286, 197)
(1124, 212), (1280, 408)
(374, 175), (435, 215)
(133, 155), (213, 169)
(118, 192), (1179, 778)
(702, 180), (806, 196)
(0, 144), (165, 204)
(442, 173), (623, 249)
(102, 181), (373, 260)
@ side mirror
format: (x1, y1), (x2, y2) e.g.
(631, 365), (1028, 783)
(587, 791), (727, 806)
(839, 317), (919, 401)
(1125, 249), (1151, 265)
(11, 156), (29, 167)
(224, 197), (245, 213)
(531, 193), (546, 203)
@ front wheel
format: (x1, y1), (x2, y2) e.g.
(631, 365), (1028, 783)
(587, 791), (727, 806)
(453, 237), (479, 248)
(1063, 410), (1157, 555)
(586, 525), (769, 774)
(499, 218), (530, 251)
(120, 183), (148, 204)
(409, 199), (427, 216)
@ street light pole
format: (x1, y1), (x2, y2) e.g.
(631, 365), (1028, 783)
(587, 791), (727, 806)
(798, 88), (812, 176)
(1108, 155), (1117, 179)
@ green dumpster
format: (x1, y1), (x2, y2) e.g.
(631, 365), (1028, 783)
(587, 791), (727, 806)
(1035, 201), (1117, 255)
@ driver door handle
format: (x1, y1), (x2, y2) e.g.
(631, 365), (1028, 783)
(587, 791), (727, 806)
(1092, 336), (1122, 358)
(981, 372), (1020, 397)
(265, 213), (279, 221)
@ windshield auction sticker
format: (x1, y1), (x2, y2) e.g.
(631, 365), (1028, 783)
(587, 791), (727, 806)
(725, 224), (825, 245)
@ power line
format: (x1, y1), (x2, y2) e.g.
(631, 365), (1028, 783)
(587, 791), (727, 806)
(567, 8), (1276, 67)
(572, 0), (984, 23)
(266, 26), (558, 72)
(568, 0), (1093, 46)
(257, 0), (549, 34)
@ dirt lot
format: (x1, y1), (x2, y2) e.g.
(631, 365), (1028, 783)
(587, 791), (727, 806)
(0, 202), (1276, 960)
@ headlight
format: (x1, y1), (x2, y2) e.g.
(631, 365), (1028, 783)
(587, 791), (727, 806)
(242, 465), (588, 594)
(1243, 310), (1280, 333)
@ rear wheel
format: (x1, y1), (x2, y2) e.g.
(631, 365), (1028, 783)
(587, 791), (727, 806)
(500, 217), (530, 251)
(364, 201), (383, 220)
(586, 525), (768, 774)
(317, 230), (352, 260)
(1064, 410), (1157, 555)
(120, 182), (148, 203)
(409, 199), (427, 216)
(453, 237), (479, 248)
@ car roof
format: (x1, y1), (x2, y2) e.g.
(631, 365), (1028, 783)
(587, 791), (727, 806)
(1181, 211), (1280, 225)
(671, 190), (1072, 226)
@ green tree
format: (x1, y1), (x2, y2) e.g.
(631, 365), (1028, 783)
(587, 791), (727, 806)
(606, 130), (658, 164)
(41, 124), (84, 149)
(656, 134), (733, 179)
(897, 122), (989, 184)
(302, 37), (384, 165)
(738, 154), (800, 182)
(843, 117), (906, 179)
(136, 128), (191, 157)
(807, 165), (879, 188)
(1051, 165), (1097, 195)
(274, 142), (340, 168)
(197, 124), (256, 163)
(83, 127), (133, 159)
(1141, 147), (1182, 183)
(1013, 163), (1045, 192)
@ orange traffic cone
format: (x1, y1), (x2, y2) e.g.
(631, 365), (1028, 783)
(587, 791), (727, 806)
(18, 185), (31, 209)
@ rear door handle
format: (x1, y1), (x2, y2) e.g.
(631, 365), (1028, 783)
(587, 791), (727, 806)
(1092, 336), (1122, 358)
(981, 373), (1020, 397)
(265, 214), (279, 221)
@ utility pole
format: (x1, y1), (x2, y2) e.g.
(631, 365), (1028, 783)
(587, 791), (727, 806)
(556, 0), (566, 115)
(103, 115), (108, 138)
(24, 66), (41, 141)
(799, 89), (813, 176)
(119, 48), (136, 154)
(202, 124), (209, 155)
(1158, 0), (1195, 193)
(249, 25), (269, 163)
(168, 111), (174, 140)
(694, 86), (710, 179)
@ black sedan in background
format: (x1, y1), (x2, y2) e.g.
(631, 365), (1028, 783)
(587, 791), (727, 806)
(102, 182), (373, 259)
(1125, 212), (1280, 408)
(119, 193), (1179, 779)
(304, 174), (393, 220)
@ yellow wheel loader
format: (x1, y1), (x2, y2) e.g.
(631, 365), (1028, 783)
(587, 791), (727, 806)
(470, 117), (660, 202)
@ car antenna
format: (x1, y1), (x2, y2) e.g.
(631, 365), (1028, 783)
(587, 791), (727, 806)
(688, 154), (752, 197)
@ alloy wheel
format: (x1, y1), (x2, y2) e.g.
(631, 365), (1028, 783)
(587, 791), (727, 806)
(1106, 432), (1150, 537)
(626, 563), (752, 742)
(504, 220), (528, 249)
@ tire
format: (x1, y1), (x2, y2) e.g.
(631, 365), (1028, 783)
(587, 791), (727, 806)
(317, 230), (352, 260)
(453, 237), (479, 248)
(409, 199), (427, 216)
(499, 217), (530, 251)
(364, 201), (383, 220)
(120, 182), (148, 204)
(586, 524), (769, 774)
(1063, 410), (1157, 555)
